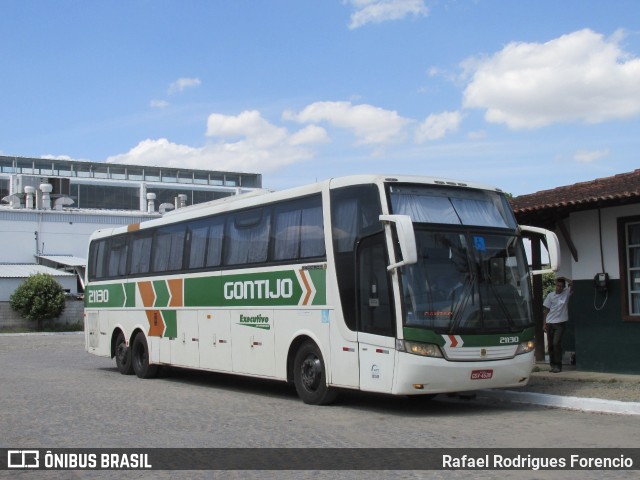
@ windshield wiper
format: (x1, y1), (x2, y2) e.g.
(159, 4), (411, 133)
(449, 273), (475, 334)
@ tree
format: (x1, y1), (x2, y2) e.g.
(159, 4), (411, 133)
(542, 271), (557, 299)
(10, 273), (66, 330)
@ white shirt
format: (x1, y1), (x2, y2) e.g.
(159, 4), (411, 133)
(543, 287), (571, 324)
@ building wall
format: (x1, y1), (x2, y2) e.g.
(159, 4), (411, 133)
(0, 210), (156, 264)
(553, 203), (640, 373)
(0, 298), (84, 330)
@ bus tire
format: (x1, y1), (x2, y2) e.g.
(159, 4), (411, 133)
(131, 333), (158, 379)
(114, 331), (134, 375)
(293, 342), (337, 405)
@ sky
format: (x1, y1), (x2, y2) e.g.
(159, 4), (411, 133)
(1, 0), (639, 196)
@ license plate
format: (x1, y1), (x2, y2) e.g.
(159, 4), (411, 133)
(470, 369), (493, 380)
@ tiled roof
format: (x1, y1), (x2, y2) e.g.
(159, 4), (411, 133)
(512, 169), (640, 213)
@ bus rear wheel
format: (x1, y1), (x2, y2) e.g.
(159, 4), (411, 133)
(131, 333), (158, 379)
(293, 342), (337, 405)
(114, 331), (134, 375)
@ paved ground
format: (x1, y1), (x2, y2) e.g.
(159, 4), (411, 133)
(2, 332), (640, 414)
(468, 362), (640, 416)
(2, 333), (639, 479)
(520, 364), (640, 402)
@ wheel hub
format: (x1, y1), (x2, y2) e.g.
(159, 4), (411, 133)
(301, 356), (321, 391)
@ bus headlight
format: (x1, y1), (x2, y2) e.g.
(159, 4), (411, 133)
(401, 340), (443, 358)
(515, 340), (535, 355)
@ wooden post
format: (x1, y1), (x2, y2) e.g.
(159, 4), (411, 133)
(531, 236), (544, 362)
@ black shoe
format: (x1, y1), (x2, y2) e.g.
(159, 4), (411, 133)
(550, 368), (560, 373)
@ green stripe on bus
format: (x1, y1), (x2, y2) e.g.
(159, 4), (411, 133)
(124, 283), (135, 308)
(85, 283), (129, 308)
(86, 268), (328, 309)
(403, 326), (535, 346)
(162, 310), (177, 338)
(154, 280), (170, 307)
(307, 268), (327, 305)
(184, 269), (327, 307)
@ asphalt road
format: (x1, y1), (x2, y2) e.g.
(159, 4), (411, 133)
(1, 334), (639, 479)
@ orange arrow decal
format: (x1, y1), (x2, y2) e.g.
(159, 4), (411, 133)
(299, 270), (312, 305)
(146, 310), (165, 337)
(138, 281), (156, 308)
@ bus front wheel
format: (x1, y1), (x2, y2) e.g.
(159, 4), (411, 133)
(131, 333), (158, 379)
(114, 331), (134, 375)
(293, 342), (337, 405)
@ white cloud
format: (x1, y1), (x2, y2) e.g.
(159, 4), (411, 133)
(285, 101), (410, 145)
(41, 154), (73, 160)
(207, 110), (289, 148)
(467, 130), (487, 140)
(347, 0), (428, 29)
(573, 149), (609, 163)
(289, 125), (330, 146)
(168, 77), (201, 94)
(462, 29), (640, 129)
(107, 111), (328, 173)
(106, 139), (201, 169)
(415, 111), (462, 142)
(150, 99), (169, 109)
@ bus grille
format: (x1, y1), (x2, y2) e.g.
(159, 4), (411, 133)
(442, 345), (517, 361)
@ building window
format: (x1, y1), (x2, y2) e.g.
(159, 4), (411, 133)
(618, 216), (640, 321)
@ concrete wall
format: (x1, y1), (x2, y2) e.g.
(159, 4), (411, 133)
(0, 298), (84, 330)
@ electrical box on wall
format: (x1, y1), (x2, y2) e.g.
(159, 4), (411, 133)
(594, 272), (609, 292)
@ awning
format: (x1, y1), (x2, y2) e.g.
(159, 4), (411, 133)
(0, 264), (75, 278)
(35, 255), (86, 267)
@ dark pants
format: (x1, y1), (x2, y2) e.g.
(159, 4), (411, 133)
(547, 322), (566, 371)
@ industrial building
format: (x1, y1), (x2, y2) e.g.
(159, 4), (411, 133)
(0, 155), (262, 327)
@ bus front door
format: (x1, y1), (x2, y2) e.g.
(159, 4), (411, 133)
(357, 235), (396, 393)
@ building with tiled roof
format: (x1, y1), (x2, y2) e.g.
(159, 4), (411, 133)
(511, 169), (640, 375)
(512, 169), (640, 229)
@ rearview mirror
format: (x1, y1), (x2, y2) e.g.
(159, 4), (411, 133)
(379, 214), (417, 271)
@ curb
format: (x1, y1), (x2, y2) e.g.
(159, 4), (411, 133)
(477, 389), (640, 416)
(0, 331), (83, 337)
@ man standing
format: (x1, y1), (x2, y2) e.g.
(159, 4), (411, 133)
(543, 277), (573, 373)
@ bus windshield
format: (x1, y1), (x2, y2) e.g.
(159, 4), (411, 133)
(388, 183), (531, 334)
(388, 184), (517, 229)
(400, 230), (532, 333)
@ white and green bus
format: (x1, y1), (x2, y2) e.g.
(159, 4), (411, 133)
(84, 175), (558, 404)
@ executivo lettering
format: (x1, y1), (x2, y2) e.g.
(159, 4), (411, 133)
(238, 314), (271, 330)
(224, 278), (293, 301)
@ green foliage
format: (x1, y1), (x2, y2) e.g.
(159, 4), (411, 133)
(542, 271), (557, 299)
(9, 274), (66, 327)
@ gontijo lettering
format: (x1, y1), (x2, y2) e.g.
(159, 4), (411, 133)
(224, 278), (293, 300)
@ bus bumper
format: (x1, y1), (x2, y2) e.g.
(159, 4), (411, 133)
(392, 351), (534, 396)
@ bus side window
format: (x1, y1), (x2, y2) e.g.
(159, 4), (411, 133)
(129, 233), (152, 275)
(186, 218), (224, 269)
(225, 208), (271, 266)
(89, 239), (107, 280)
(106, 236), (128, 277)
(152, 224), (186, 273)
(273, 196), (325, 261)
